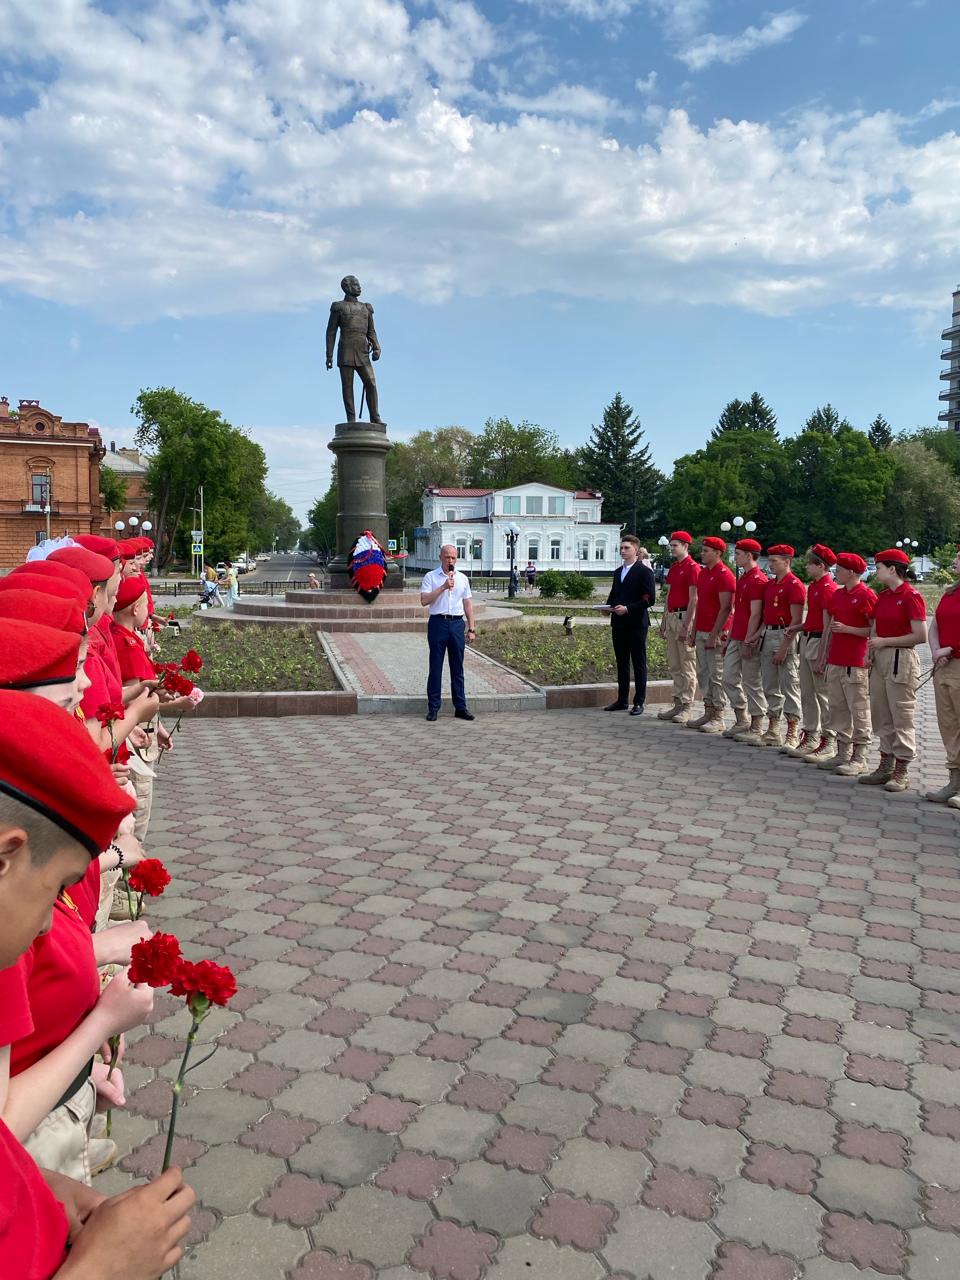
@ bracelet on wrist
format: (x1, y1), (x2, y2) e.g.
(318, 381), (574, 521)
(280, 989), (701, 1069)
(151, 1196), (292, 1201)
(109, 841), (124, 869)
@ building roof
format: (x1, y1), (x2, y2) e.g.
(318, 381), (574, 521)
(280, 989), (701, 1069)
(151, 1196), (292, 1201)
(575, 490), (601, 499)
(425, 487), (494, 497)
(102, 454), (148, 474)
(440, 516), (493, 524)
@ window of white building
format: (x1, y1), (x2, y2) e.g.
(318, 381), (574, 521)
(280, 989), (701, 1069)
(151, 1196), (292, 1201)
(526, 496), (543, 515)
(548, 496), (565, 515)
(550, 538), (562, 561)
(456, 538), (467, 560)
(578, 539), (590, 561)
(472, 539), (483, 560)
(503, 496), (521, 515)
(446, 509), (457, 521)
(595, 542), (606, 561)
(576, 509), (589, 522)
(528, 540), (540, 561)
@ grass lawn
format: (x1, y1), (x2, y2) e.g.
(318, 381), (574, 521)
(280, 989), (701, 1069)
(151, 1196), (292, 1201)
(184, 623), (339, 692)
(475, 621), (669, 685)
(498, 602), (610, 618)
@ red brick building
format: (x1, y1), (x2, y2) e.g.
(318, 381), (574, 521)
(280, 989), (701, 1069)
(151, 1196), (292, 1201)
(99, 441), (153, 538)
(0, 397), (106, 568)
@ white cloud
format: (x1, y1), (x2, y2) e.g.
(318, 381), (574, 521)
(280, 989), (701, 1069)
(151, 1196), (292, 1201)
(635, 70), (658, 96)
(678, 9), (808, 71)
(0, 0), (958, 328)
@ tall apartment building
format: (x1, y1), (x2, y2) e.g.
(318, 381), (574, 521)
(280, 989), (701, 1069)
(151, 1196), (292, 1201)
(940, 285), (960, 432)
(0, 398), (106, 567)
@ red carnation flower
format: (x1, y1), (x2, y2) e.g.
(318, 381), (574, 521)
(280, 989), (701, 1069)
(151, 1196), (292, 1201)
(96, 701), (126, 726)
(128, 932), (183, 988)
(168, 612), (176, 620)
(152, 661), (166, 677)
(171, 959), (237, 1009)
(167, 672), (195, 697)
(180, 649), (203, 674)
(127, 858), (171, 898)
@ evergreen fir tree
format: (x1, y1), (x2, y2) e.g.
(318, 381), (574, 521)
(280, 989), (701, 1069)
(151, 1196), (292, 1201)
(710, 392), (777, 440)
(868, 413), (893, 451)
(578, 392), (663, 536)
(802, 404), (852, 436)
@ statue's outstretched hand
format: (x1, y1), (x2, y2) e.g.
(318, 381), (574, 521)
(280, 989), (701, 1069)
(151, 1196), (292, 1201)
(326, 359), (333, 370)
(371, 348), (381, 362)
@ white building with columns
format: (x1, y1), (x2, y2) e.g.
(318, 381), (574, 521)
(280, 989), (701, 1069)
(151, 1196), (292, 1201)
(412, 483), (623, 574)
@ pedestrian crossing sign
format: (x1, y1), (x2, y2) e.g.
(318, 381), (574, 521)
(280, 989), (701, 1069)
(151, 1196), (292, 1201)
(192, 542), (203, 555)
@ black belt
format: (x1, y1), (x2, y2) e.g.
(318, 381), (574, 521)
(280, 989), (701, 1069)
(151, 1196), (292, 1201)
(803, 630), (823, 638)
(55, 1058), (94, 1111)
(668, 606), (687, 614)
(766, 625), (786, 631)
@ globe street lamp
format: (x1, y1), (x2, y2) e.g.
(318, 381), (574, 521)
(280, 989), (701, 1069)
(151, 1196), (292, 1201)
(718, 518), (757, 577)
(896, 537), (921, 573)
(506, 522), (521, 598)
(657, 534), (670, 586)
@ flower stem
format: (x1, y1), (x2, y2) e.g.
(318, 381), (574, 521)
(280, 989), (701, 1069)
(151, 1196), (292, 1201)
(162, 1018), (200, 1174)
(123, 871), (137, 921)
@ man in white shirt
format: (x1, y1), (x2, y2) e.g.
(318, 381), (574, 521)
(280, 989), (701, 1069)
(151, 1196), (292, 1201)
(420, 545), (477, 722)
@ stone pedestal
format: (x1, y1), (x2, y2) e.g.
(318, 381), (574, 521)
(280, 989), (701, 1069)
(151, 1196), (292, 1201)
(326, 420), (401, 590)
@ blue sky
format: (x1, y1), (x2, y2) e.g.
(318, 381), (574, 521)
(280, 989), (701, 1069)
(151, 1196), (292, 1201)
(2, 0), (959, 521)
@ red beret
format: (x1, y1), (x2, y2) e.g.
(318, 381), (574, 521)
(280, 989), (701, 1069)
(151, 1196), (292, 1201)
(0, 590), (87, 636)
(10, 560), (93, 597)
(115, 574), (148, 611)
(48, 547), (116, 584)
(809, 544), (837, 567)
(735, 538), (761, 554)
(0, 573), (88, 608)
(875, 547), (910, 566)
(837, 552), (867, 575)
(0, 619), (81, 689)
(140, 538), (155, 551)
(117, 539), (139, 561)
(0, 690), (136, 856)
(767, 544), (795, 557)
(669, 531), (693, 545)
(702, 536), (727, 552)
(72, 534), (120, 560)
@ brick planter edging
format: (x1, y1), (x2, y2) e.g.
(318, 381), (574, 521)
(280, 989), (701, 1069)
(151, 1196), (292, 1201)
(191, 690), (357, 717)
(544, 679), (673, 710)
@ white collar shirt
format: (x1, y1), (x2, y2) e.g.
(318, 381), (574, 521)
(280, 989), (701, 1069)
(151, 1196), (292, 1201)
(421, 567), (473, 617)
(620, 562), (634, 581)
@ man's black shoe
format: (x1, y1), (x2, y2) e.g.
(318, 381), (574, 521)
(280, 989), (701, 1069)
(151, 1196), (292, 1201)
(630, 705), (644, 716)
(455, 709), (475, 721)
(425, 710), (438, 721)
(604, 702), (628, 711)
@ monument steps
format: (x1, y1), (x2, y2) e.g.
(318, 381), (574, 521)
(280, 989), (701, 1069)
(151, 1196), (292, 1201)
(197, 593), (518, 633)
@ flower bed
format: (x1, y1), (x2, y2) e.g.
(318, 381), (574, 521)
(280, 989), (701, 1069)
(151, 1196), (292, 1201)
(192, 623), (339, 692)
(475, 622), (669, 686)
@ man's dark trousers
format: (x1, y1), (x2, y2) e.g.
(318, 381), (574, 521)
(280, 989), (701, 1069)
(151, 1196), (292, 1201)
(612, 615), (649, 708)
(427, 615), (467, 713)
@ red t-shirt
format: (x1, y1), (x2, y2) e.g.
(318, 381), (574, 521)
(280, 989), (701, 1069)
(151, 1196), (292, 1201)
(935, 588), (960, 659)
(0, 958), (34, 1047)
(730, 566), (767, 641)
(826, 583), (878, 667)
(763, 571), (806, 626)
(11, 897), (99, 1076)
(666, 556), (700, 610)
(70, 859), (102, 930)
(111, 620), (156, 682)
(81, 628), (130, 767)
(873, 582), (926, 638)
(694, 562), (735, 633)
(0, 1119), (69, 1280)
(804, 574), (837, 632)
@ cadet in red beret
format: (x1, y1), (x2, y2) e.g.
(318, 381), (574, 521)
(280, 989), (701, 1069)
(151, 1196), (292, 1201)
(0, 620), (86, 712)
(0, 590), (87, 637)
(926, 546), (960, 805)
(721, 539), (768, 742)
(0, 572), (89, 612)
(754, 545), (805, 748)
(816, 552), (877, 775)
(111, 576), (156, 684)
(685, 537), (735, 732)
(9, 558), (94, 605)
(857, 549), (927, 792)
(787, 545), (839, 760)
(0, 692), (195, 1279)
(71, 533), (120, 561)
(658, 531), (701, 723)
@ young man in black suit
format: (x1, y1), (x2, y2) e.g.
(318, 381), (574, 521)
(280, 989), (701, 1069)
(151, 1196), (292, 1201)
(603, 534), (657, 715)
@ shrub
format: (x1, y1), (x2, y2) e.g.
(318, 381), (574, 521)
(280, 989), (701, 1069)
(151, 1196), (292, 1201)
(559, 572), (595, 600)
(536, 569), (565, 598)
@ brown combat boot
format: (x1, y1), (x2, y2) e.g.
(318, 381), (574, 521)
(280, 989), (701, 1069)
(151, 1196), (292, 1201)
(722, 710), (751, 739)
(658, 700), (683, 721)
(760, 715), (783, 747)
(834, 743), (869, 776)
(884, 759), (912, 793)
(785, 730), (815, 758)
(805, 733), (837, 764)
(686, 705), (713, 729)
(818, 739), (849, 770)
(733, 715), (765, 745)
(779, 718), (801, 752)
(926, 769), (960, 803)
(858, 753), (895, 786)
(699, 706), (726, 734)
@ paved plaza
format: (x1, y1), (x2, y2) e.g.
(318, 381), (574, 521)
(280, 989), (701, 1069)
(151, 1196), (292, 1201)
(96, 697), (960, 1280)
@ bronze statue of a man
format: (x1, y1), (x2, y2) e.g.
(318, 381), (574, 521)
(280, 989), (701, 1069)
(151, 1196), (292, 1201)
(326, 275), (382, 423)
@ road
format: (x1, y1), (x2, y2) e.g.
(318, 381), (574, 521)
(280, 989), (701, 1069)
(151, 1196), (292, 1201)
(243, 552), (319, 584)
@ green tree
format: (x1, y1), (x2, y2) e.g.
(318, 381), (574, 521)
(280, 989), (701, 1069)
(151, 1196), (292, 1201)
(578, 392), (663, 536)
(98, 465), (129, 514)
(248, 491), (301, 552)
(802, 404), (852, 436)
(710, 392), (777, 440)
(867, 413), (892, 451)
(304, 471), (338, 558)
(883, 439), (960, 552)
(910, 426), (960, 481)
(664, 428), (787, 538)
(386, 426), (474, 535)
(468, 418), (577, 490)
(779, 424), (895, 551)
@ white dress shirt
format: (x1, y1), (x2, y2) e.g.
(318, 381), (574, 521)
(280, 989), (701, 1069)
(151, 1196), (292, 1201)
(421, 567), (473, 618)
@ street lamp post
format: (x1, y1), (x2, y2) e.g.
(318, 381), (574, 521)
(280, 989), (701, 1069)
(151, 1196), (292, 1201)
(506, 522), (521, 598)
(719, 517), (757, 577)
(896, 538), (921, 573)
(657, 534), (670, 586)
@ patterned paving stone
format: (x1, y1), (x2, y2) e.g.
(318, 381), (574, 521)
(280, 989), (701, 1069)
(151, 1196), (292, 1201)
(435, 1160), (547, 1235)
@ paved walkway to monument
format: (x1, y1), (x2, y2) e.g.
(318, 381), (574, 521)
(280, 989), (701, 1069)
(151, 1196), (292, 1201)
(96, 699), (960, 1280)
